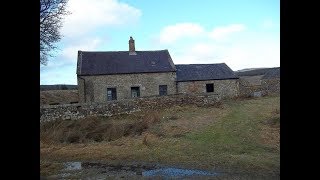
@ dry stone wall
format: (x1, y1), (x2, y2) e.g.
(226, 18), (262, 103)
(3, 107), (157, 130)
(40, 93), (221, 123)
(239, 77), (280, 97)
(261, 78), (280, 95)
(238, 78), (264, 97)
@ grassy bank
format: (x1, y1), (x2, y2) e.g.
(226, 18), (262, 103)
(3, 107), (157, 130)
(40, 95), (280, 176)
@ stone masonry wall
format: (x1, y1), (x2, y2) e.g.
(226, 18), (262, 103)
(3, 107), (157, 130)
(177, 79), (239, 98)
(239, 78), (280, 97)
(261, 78), (280, 95)
(78, 72), (177, 103)
(238, 78), (264, 97)
(40, 93), (221, 123)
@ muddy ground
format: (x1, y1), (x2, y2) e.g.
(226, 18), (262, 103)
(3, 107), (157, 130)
(41, 160), (279, 180)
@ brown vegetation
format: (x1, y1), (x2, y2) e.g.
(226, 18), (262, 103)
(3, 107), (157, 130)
(40, 111), (161, 144)
(40, 90), (79, 105)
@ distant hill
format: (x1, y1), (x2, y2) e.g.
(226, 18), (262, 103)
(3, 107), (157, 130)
(235, 67), (280, 77)
(261, 67), (280, 79)
(235, 67), (267, 72)
(40, 90), (79, 105)
(40, 84), (78, 91)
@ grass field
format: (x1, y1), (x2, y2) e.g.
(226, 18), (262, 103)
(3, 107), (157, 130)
(40, 95), (280, 177)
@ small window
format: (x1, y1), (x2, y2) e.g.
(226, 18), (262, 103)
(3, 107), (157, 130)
(107, 88), (117, 101)
(206, 83), (214, 92)
(159, 85), (168, 96)
(131, 87), (140, 97)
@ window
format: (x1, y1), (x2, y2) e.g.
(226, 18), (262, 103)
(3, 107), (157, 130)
(159, 85), (168, 96)
(131, 87), (140, 97)
(206, 83), (214, 92)
(107, 88), (117, 101)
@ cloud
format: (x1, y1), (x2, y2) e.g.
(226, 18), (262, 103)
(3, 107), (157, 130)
(208, 24), (246, 40)
(156, 22), (277, 70)
(191, 43), (222, 56)
(61, 37), (102, 61)
(62, 0), (142, 37)
(158, 23), (205, 44)
(170, 33), (279, 71)
(173, 43), (229, 65)
(156, 23), (246, 44)
(40, 37), (102, 70)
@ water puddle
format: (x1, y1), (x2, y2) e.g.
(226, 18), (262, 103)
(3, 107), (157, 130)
(64, 162), (82, 171)
(143, 167), (219, 177)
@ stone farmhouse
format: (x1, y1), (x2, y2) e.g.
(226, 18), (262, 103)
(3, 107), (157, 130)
(77, 37), (239, 103)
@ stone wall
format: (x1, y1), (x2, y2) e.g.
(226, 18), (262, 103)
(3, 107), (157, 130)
(177, 79), (239, 98)
(261, 78), (280, 95)
(78, 72), (176, 103)
(40, 94), (221, 123)
(238, 78), (264, 97)
(239, 77), (280, 97)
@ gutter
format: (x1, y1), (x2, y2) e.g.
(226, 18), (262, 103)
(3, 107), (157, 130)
(77, 75), (86, 103)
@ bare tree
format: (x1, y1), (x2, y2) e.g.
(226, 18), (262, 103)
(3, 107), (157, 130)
(40, 0), (69, 65)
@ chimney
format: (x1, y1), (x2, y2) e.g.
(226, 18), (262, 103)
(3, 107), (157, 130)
(129, 36), (137, 55)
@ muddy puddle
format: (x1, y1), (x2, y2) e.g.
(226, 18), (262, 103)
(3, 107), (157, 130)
(142, 167), (218, 177)
(49, 161), (220, 179)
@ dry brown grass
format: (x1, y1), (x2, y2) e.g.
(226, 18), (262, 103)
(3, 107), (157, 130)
(259, 107), (280, 149)
(40, 90), (79, 105)
(40, 111), (162, 144)
(40, 160), (63, 177)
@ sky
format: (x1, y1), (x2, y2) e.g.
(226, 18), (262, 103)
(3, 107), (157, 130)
(40, 0), (280, 85)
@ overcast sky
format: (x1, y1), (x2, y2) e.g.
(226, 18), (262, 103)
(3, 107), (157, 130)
(40, 0), (280, 85)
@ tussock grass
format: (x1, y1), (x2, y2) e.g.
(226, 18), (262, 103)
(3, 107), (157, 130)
(40, 111), (161, 144)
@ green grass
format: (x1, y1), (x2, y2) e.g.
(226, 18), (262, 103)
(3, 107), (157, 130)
(179, 96), (280, 173)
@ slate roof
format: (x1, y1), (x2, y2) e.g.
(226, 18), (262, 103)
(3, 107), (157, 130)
(262, 67), (280, 79)
(77, 50), (176, 75)
(176, 63), (239, 82)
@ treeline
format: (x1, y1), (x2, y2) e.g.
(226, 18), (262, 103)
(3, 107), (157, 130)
(40, 84), (78, 91)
